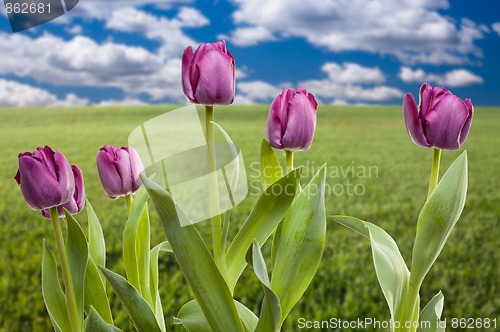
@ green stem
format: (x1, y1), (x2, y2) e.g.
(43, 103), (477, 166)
(125, 194), (133, 215)
(205, 105), (226, 275)
(401, 277), (421, 332)
(50, 208), (80, 332)
(427, 148), (441, 197)
(285, 150), (294, 173)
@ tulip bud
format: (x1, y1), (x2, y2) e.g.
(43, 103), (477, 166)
(15, 146), (75, 211)
(182, 41), (236, 106)
(96, 145), (144, 199)
(41, 165), (85, 219)
(266, 88), (318, 151)
(403, 83), (474, 150)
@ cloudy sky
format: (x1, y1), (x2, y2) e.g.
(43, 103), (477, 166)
(0, 0), (499, 106)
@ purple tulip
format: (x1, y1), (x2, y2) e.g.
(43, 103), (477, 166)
(182, 41), (236, 106)
(97, 145), (144, 199)
(403, 83), (474, 150)
(266, 88), (318, 151)
(41, 165), (85, 219)
(15, 146), (75, 211)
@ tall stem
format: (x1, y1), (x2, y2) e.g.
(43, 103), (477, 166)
(285, 150), (294, 173)
(50, 208), (80, 332)
(205, 105), (226, 275)
(427, 148), (441, 197)
(125, 194), (133, 215)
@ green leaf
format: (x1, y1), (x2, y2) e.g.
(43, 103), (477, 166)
(248, 240), (281, 332)
(260, 138), (283, 188)
(331, 215), (410, 325)
(141, 175), (245, 332)
(150, 241), (172, 332)
(123, 188), (153, 306)
(226, 168), (300, 290)
(42, 240), (71, 332)
(271, 165), (327, 323)
(84, 257), (113, 324)
(175, 300), (258, 332)
(65, 211), (88, 331)
(411, 151), (468, 286)
(100, 266), (161, 332)
(87, 200), (106, 286)
(418, 292), (445, 332)
(86, 306), (122, 332)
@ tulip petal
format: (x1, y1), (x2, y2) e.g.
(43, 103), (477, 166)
(97, 149), (124, 199)
(124, 147), (144, 192)
(281, 93), (317, 150)
(18, 156), (63, 210)
(403, 93), (430, 148)
(193, 47), (235, 105)
(266, 93), (285, 149)
(54, 150), (75, 205)
(424, 95), (469, 150)
(458, 98), (474, 146)
(182, 46), (196, 103)
(419, 84), (450, 119)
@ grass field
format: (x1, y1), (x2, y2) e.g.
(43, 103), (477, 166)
(0, 105), (498, 331)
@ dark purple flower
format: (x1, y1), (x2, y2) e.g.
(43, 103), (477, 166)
(97, 145), (144, 199)
(403, 83), (474, 150)
(182, 41), (236, 106)
(15, 146), (75, 211)
(266, 88), (318, 151)
(41, 165), (85, 219)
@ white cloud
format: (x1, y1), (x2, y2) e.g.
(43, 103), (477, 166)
(399, 67), (483, 87)
(236, 80), (282, 103)
(321, 62), (386, 84)
(0, 32), (185, 101)
(226, 0), (488, 64)
(236, 62), (402, 104)
(96, 98), (147, 106)
(492, 22), (500, 36)
(219, 26), (275, 46)
(67, 0), (193, 21)
(0, 79), (88, 107)
(105, 7), (208, 57)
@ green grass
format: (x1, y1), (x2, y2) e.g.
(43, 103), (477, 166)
(0, 105), (498, 331)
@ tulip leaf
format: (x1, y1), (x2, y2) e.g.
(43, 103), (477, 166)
(42, 240), (71, 332)
(84, 256), (114, 324)
(65, 211), (88, 332)
(123, 187), (153, 307)
(175, 299), (258, 332)
(87, 200), (106, 286)
(86, 306), (122, 332)
(418, 291), (445, 332)
(100, 266), (162, 332)
(247, 240), (281, 332)
(141, 175), (245, 332)
(411, 151), (468, 287)
(150, 241), (172, 332)
(331, 215), (410, 325)
(417, 291), (446, 332)
(226, 168), (300, 290)
(271, 165), (326, 323)
(260, 138), (283, 189)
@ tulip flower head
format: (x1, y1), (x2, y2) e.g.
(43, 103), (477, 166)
(41, 165), (85, 219)
(266, 88), (318, 151)
(403, 83), (474, 150)
(182, 41), (236, 106)
(15, 146), (75, 211)
(97, 145), (144, 199)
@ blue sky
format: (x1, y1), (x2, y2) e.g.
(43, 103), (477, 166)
(0, 0), (499, 106)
